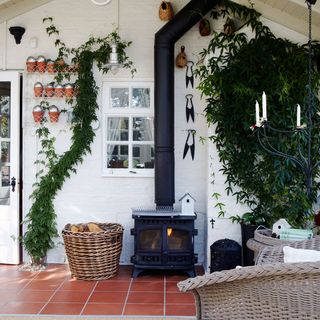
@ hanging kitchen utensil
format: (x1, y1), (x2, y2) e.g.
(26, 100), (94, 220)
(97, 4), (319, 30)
(176, 46), (187, 68)
(159, 1), (174, 21)
(185, 94), (195, 123)
(186, 61), (194, 88)
(199, 18), (211, 37)
(183, 130), (196, 160)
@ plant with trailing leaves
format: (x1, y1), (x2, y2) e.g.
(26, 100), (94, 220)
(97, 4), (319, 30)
(197, 0), (320, 228)
(23, 17), (136, 265)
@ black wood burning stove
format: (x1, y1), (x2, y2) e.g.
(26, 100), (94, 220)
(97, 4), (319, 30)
(131, 209), (197, 277)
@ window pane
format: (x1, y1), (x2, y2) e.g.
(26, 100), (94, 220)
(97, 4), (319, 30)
(107, 144), (128, 168)
(133, 144), (154, 169)
(133, 117), (154, 141)
(0, 83), (10, 138)
(110, 88), (129, 108)
(132, 88), (150, 108)
(1, 142), (10, 163)
(107, 117), (129, 141)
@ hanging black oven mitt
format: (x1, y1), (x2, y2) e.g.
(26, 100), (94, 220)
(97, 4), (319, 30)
(185, 94), (195, 123)
(183, 130), (196, 160)
(186, 61), (194, 88)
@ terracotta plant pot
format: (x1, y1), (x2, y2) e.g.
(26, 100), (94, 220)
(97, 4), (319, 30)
(48, 105), (60, 123)
(26, 56), (36, 72)
(45, 83), (55, 97)
(37, 56), (47, 73)
(32, 105), (44, 123)
(54, 84), (64, 97)
(64, 83), (74, 98)
(47, 60), (55, 73)
(34, 82), (43, 97)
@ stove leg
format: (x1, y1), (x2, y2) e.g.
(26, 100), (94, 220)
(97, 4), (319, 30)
(131, 266), (144, 278)
(185, 267), (196, 278)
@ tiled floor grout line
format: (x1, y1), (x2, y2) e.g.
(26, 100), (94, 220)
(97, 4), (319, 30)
(121, 277), (133, 316)
(79, 280), (99, 315)
(37, 274), (69, 314)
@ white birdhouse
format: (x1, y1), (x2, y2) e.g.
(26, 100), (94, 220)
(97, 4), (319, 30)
(179, 193), (195, 215)
(272, 218), (291, 237)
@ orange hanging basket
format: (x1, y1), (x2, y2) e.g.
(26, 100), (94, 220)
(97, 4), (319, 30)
(159, 1), (174, 21)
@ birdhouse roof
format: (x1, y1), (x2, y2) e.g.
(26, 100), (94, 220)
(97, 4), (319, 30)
(179, 193), (196, 202)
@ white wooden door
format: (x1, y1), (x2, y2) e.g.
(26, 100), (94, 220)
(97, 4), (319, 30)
(0, 72), (20, 264)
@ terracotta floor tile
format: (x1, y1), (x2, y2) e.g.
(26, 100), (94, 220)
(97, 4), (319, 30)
(124, 303), (164, 316)
(165, 281), (180, 292)
(166, 292), (195, 304)
(0, 301), (45, 314)
(89, 291), (127, 303)
(130, 281), (164, 292)
(95, 280), (130, 291)
(50, 290), (90, 303)
(24, 279), (63, 291)
(40, 302), (84, 315)
(0, 290), (25, 302)
(166, 303), (196, 316)
(127, 292), (164, 304)
(59, 279), (96, 291)
(14, 289), (54, 302)
(82, 303), (124, 315)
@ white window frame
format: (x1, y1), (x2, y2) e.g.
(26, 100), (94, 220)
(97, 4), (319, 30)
(102, 80), (154, 177)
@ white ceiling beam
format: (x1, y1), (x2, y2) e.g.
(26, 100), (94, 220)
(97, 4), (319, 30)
(234, 0), (320, 40)
(0, 0), (53, 24)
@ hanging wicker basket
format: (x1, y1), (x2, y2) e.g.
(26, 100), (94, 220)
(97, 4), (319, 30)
(62, 222), (124, 280)
(159, 1), (174, 21)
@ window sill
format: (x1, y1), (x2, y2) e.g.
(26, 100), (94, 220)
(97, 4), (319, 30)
(102, 169), (154, 178)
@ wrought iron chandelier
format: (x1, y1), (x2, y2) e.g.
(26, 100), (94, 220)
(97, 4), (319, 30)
(254, 0), (318, 201)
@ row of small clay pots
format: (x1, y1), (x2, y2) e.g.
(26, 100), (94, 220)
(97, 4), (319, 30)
(26, 56), (77, 73)
(34, 82), (75, 98)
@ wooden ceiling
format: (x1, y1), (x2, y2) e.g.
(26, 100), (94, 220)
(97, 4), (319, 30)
(0, 0), (319, 40)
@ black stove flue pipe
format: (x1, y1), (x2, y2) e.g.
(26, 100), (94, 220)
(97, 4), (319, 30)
(154, 0), (220, 207)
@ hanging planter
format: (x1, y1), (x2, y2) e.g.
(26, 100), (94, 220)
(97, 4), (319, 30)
(47, 59), (55, 73)
(26, 56), (36, 72)
(64, 83), (74, 98)
(45, 82), (55, 97)
(199, 18), (211, 37)
(176, 46), (187, 68)
(32, 105), (44, 123)
(34, 82), (43, 97)
(37, 55), (47, 72)
(159, 1), (174, 21)
(48, 105), (60, 123)
(54, 84), (64, 97)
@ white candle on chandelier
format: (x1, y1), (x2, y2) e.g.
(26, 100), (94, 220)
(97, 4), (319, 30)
(297, 104), (301, 127)
(262, 91), (267, 120)
(255, 100), (260, 125)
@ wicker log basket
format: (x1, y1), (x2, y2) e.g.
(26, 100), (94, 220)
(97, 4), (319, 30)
(62, 222), (124, 281)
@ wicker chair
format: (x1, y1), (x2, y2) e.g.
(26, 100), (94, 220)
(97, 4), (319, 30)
(178, 237), (320, 320)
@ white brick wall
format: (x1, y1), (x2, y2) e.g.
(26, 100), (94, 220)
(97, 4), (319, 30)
(0, 0), (308, 268)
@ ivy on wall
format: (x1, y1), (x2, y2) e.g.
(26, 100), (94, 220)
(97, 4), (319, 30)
(197, 0), (320, 227)
(23, 18), (136, 265)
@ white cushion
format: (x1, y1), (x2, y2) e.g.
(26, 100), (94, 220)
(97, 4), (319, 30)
(283, 246), (320, 263)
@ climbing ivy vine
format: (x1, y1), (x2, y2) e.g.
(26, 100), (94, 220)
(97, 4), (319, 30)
(23, 17), (136, 265)
(197, 0), (320, 228)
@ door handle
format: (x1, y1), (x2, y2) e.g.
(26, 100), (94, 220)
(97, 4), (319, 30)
(10, 177), (16, 192)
